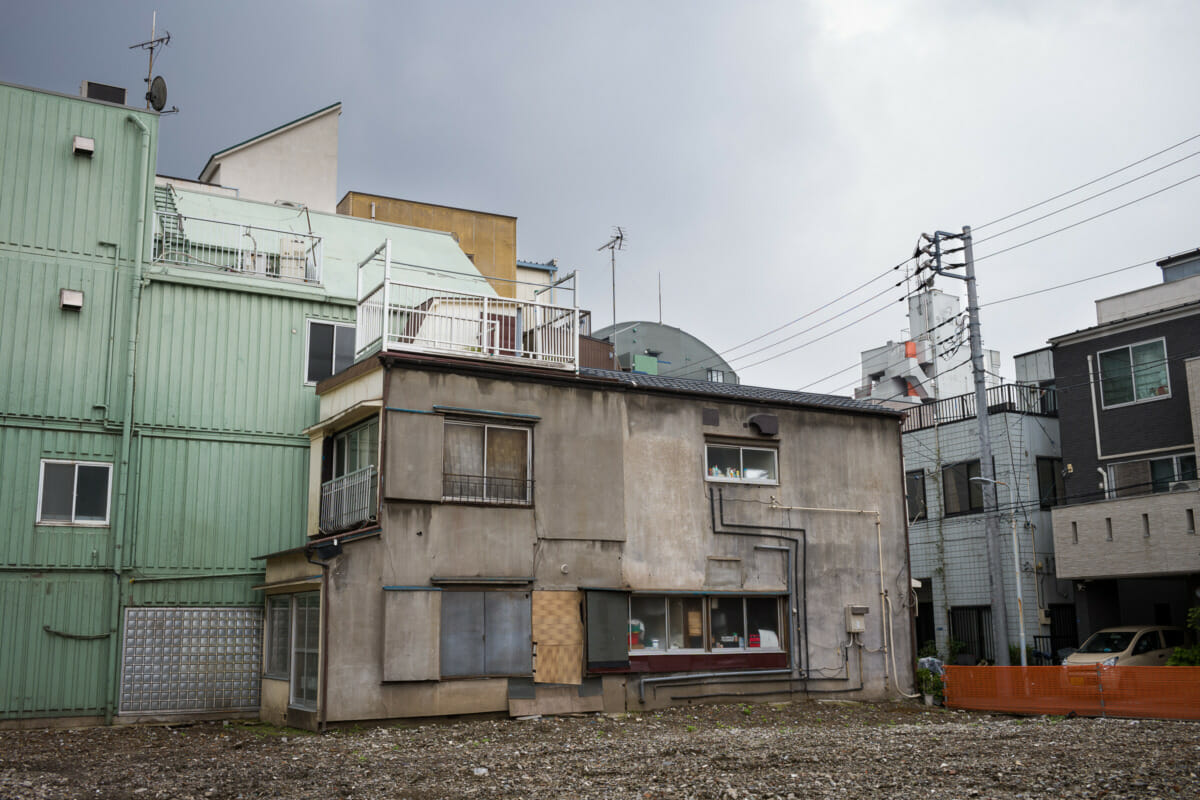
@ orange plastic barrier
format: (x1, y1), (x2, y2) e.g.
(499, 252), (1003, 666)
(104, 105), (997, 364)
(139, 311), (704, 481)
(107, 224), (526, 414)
(943, 665), (1200, 720)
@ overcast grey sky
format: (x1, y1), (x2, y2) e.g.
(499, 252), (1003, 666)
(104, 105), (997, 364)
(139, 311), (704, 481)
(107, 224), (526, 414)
(5, 1), (1200, 393)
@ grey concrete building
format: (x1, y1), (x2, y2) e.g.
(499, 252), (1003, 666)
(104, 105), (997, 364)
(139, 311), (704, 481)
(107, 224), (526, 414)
(903, 363), (1074, 664)
(258, 276), (913, 728)
(1048, 250), (1200, 637)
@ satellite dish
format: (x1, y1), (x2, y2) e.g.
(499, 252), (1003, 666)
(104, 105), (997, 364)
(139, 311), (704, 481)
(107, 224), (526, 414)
(148, 75), (167, 112)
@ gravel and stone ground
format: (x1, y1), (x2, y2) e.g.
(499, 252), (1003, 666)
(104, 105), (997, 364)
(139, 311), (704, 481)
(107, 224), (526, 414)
(2, 700), (1198, 799)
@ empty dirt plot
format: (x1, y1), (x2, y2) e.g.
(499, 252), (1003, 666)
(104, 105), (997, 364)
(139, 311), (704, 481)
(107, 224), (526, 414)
(1, 701), (1198, 799)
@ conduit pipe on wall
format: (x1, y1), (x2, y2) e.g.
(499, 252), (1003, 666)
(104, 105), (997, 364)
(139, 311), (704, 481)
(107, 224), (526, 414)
(104, 114), (151, 725)
(766, 499), (918, 698)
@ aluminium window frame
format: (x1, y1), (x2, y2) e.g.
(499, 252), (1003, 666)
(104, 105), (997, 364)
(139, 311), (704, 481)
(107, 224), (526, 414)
(905, 469), (927, 523)
(941, 459), (984, 517)
(263, 595), (292, 680)
(441, 419), (533, 505)
(303, 319), (357, 386)
(1097, 337), (1171, 410)
(289, 592), (321, 711)
(36, 458), (113, 527)
(704, 443), (779, 485)
(627, 594), (786, 655)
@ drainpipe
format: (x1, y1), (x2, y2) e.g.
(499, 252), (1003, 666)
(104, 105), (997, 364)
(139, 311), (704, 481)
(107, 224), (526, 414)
(306, 547), (333, 733)
(766, 499), (918, 698)
(104, 113), (151, 724)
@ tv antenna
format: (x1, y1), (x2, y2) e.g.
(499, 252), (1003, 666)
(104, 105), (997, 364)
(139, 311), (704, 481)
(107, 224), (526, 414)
(129, 11), (178, 113)
(597, 226), (626, 327)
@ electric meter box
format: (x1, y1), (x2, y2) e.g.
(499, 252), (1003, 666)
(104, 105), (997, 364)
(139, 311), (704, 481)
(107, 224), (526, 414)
(845, 604), (869, 633)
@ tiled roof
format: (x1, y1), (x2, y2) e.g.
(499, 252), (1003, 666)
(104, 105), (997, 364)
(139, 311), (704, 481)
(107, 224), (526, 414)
(579, 367), (901, 416)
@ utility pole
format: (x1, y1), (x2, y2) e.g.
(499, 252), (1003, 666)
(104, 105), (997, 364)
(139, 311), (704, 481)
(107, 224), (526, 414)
(921, 226), (1011, 666)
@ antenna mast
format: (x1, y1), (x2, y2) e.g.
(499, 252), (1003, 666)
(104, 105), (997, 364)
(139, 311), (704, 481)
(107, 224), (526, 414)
(129, 11), (172, 110)
(597, 226), (626, 327)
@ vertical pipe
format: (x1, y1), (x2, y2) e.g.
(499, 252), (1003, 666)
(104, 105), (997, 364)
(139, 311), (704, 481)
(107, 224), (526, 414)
(105, 113), (151, 724)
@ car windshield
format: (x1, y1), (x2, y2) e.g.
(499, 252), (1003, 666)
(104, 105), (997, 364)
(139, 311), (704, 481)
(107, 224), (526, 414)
(1077, 631), (1136, 653)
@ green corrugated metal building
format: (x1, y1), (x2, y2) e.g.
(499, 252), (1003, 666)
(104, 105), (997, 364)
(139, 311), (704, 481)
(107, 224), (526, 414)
(0, 81), (488, 724)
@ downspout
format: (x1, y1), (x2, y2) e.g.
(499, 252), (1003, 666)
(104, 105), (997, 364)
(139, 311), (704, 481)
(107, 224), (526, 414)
(306, 548), (332, 733)
(105, 113), (151, 725)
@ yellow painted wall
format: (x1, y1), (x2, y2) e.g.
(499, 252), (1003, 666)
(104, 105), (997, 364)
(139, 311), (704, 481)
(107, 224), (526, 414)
(338, 192), (517, 298)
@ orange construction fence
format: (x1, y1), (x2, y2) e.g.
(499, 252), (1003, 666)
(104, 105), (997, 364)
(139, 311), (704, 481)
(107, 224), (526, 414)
(944, 665), (1200, 720)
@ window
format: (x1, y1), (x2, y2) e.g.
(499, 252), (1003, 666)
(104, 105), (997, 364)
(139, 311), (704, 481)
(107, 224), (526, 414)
(305, 321), (355, 384)
(1149, 454), (1197, 493)
(905, 470), (927, 523)
(37, 460), (111, 525)
(265, 596), (291, 679)
(331, 418), (379, 479)
(707, 369), (725, 383)
(948, 605), (993, 663)
(290, 593), (320, 709)
(442, 421), (531, 504)
(705, 445), (778, 484)
(321, 418), (380, 532)
(1098, 339), (1169, 407)
(628, 595), (784, 653)
(440, 591), (531, 677)
(1037, 457), (1065, 508)
(942, 460), (983, 516)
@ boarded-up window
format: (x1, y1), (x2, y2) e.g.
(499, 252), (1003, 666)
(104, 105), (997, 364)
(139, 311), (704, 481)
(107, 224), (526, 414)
(532, 591), (583, 685)
(440, 591), (531, 678)
(383, 589), (441, 681)
(585, 591), (630, 669)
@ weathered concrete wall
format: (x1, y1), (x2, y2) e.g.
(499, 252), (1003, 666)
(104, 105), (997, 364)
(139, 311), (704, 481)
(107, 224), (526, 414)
(285, 360), (910, 724)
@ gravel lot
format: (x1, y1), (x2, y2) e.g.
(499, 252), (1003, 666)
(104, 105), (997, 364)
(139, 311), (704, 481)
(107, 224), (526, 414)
(2, 700), (1198, 799)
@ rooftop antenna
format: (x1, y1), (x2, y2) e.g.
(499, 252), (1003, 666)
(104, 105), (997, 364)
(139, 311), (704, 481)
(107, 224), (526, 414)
(129, 11), (178, 113)
(597, 226), (625, 327)
(657, 271), (662, 324)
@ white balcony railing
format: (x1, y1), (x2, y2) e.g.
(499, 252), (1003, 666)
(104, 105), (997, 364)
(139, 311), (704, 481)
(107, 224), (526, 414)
(356, 240), (580, 370)
(319, 465), (376, 533)
(152, 211), (322, 284)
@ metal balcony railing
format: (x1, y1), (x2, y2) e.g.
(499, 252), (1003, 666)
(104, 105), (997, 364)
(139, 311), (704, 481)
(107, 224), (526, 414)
(442, 473), (533, 506)
(320, 465), (376, 532)
(152, 211), (323, 284)
(902, 384), (1057, 433)
(356, 240), (580, 370)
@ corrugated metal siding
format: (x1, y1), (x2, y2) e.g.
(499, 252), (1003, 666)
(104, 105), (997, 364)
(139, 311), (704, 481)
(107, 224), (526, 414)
(0, 573), (109, 716)
(135, 281), (353, 435)
(0, 252), (127, 422)
(132, 434), (308, 570)
(0, 83), (157, 260)
(129, 575), (263, 607)
(0, 426), (117, 569)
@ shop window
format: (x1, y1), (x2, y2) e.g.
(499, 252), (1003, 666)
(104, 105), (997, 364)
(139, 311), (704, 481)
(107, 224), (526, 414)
(37, 459), (111, 525)
(628, 595), (783, 653)
(443, 421), (531, 504)
(705, 445), (778, 484)
(1098, 339), (1169, 407)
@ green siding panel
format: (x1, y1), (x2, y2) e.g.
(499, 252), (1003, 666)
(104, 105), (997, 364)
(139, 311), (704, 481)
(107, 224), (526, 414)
(0, 426), (118, 569)
(0, 573), (110, 717)
(0, 83), (158, 260)
(132, 435), (308, 571)
(128, 575), (265, 607)
(134, 281), (353, 435)
(0, 252), (129, 422)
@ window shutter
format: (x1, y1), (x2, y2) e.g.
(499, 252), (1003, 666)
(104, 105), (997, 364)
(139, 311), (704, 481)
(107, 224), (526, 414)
(585, 591), (630, 669)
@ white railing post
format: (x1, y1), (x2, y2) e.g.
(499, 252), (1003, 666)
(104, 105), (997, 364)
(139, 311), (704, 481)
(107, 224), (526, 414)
(382, 239), (392, 348)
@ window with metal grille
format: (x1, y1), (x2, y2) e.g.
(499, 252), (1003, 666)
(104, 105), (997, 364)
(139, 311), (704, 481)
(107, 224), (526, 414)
(442, 421), (531, 504)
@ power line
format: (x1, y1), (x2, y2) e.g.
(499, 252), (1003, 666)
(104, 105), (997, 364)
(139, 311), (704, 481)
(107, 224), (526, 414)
(975, 130), (1200, 231)
(973, 148), (1200, 246)
(981, 258), (1158, 307)
(974, 170), (1200, 263)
